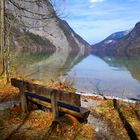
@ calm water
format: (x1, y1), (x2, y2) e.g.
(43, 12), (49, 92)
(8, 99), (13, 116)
(14, 51), (140, 99)
(68, 55), (140, 99)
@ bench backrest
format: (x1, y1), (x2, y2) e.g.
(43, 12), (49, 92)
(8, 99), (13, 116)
(11, 78), (81, 107)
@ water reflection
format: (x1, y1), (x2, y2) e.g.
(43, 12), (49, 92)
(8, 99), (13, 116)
(9, 51), (140, 99)
(13, 49), (88, 83)
(99, 56), (140, 82)
(68, 55), (140, 99)
(94, 55), (140, 99)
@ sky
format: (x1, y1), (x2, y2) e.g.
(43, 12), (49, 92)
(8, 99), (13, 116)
(58, 0), (140, 44)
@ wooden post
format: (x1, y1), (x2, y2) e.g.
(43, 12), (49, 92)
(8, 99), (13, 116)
(19, 82), (28, 113)
(51, 92), (58, 121)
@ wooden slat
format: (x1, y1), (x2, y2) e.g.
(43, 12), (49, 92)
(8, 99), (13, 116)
(27, 97), (90, 119)
(25, 92), (80, 112)
(11, 78), (81, 107)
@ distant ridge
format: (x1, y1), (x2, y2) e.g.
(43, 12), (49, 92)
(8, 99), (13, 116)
(92, 22), (140, 56)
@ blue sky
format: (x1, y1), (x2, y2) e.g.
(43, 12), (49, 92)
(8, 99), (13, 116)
(59, 0), (140, 44)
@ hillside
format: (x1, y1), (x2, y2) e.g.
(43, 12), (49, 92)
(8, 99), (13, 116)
(5, 0), (90, 54)
(92, 22), (140, 56)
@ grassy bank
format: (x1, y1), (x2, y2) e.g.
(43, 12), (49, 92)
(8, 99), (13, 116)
(0, 79), (140, 140)
(0, 80), (94, 140)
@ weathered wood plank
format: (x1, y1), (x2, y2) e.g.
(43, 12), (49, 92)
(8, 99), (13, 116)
(19, 82), (28, 113)
(11, 78), (90, 120)
(51, 92), (59, 121)
(25, 92), (80, 112)
(27, 96), (90, 119)
(11, 78), (80, 107)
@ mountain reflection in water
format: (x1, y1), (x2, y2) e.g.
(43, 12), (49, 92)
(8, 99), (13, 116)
(68, 55), (140, 100)
(13, 51), (140, 100)
(13, 49), (87, 83)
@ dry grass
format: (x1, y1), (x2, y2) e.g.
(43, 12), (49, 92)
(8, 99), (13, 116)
(0, 78), (94, 140)
(1, 78), (139, 140)
(0, 79), (19, 102)
(32, 79), (76, 93)
(92, 99), (140, 140)
(0, 77), (75, 103)
(0, 108), (95, 140)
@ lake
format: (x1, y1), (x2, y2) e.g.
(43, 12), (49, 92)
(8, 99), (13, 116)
(13, 51), (140, 100)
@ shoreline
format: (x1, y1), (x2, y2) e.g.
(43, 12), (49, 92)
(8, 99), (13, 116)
(76, 91), (140, 104)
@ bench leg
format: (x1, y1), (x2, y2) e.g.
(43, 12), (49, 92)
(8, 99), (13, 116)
(51, 92), (58, 121)
(20, 91), (28, 113)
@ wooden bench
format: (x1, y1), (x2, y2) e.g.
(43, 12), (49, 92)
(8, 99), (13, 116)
(11, 78), (90, 121)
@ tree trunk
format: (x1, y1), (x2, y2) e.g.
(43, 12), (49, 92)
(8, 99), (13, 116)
(1, 0), (5, 58)
(0, 0), (9, 84)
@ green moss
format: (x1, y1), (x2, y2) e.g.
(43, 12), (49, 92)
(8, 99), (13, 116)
(24, 31), (53, 47)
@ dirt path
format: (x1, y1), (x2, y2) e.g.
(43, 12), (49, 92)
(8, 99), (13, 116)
(0, 100), (20, 110)
(81, 96), (116, 140)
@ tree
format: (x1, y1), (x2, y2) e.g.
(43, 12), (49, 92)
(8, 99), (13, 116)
(0, 0), (65, 83)
(0, 0), (8, 83)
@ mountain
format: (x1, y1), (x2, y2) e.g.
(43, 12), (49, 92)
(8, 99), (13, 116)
(114, 22), (140, 56)
(92, 22), (140, 56)
(102, 30), (129, 41)
(6, 0), (90, 54)
(91, 30), (130, 55)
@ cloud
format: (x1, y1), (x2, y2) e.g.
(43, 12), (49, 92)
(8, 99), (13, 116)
(89, 0), (105, 8)
(90, 0), (105, 3)
(64, 0), (140, 43)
